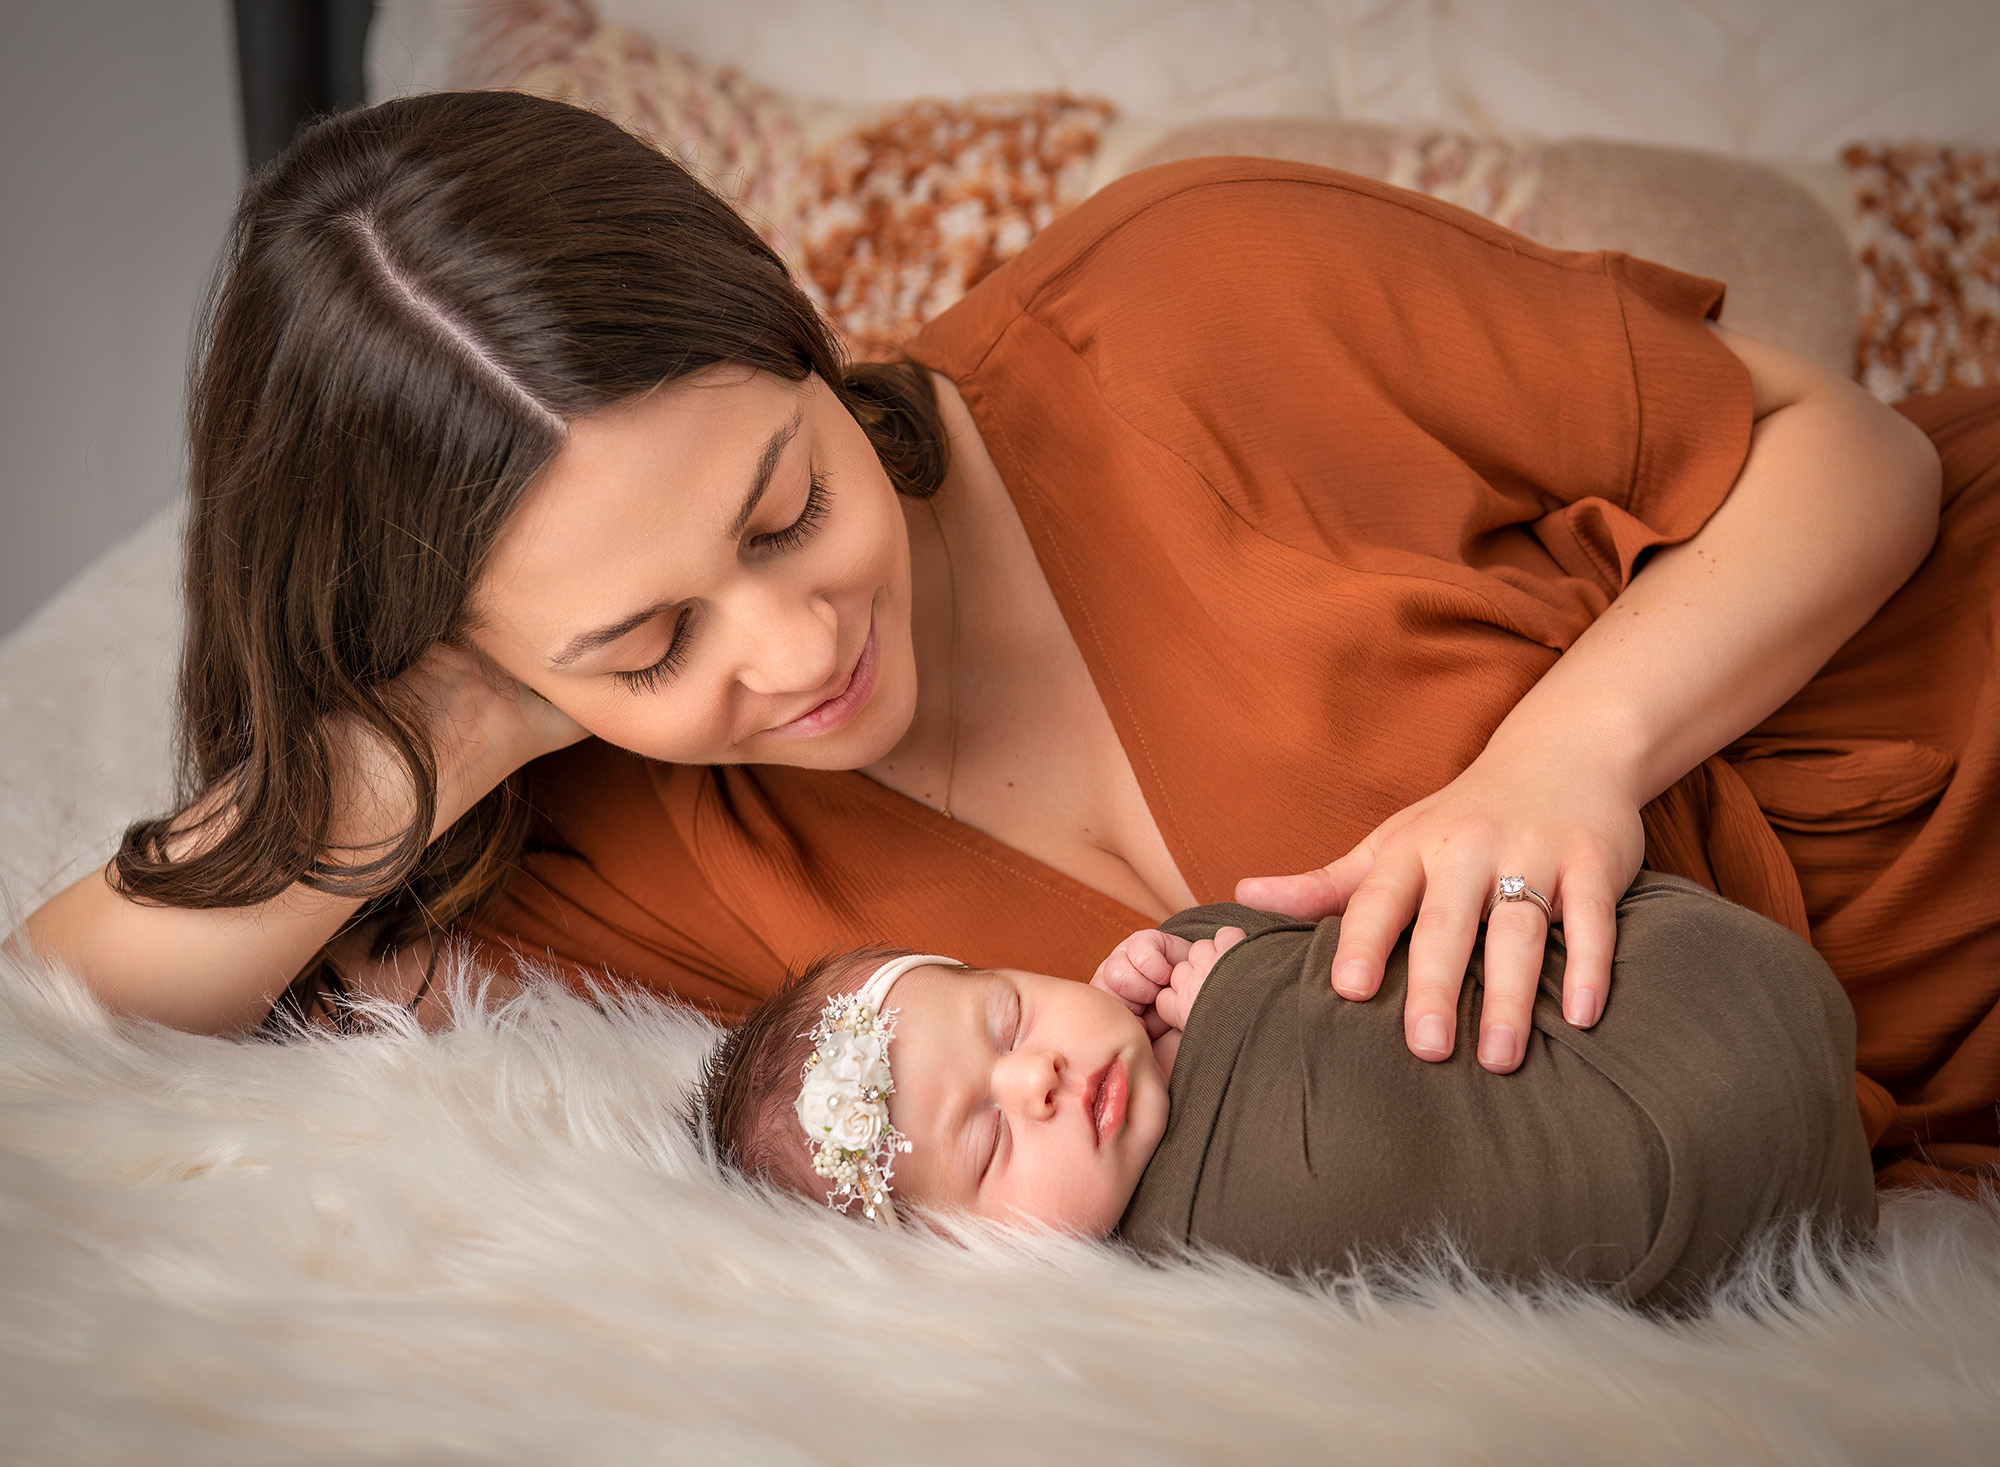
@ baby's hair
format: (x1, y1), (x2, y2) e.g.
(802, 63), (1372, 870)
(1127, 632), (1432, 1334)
(695, 946), (916, 1200)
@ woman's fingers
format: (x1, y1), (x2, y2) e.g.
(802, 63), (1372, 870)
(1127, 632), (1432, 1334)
(1327, 852), (1425, 1004)
(1234, 846), (1374, 919)
(1475, 887), (1552, 1073)
(1399, 847), (1496, 1062)
(1276, 741), (1644, 1068)
(1554, 876), (1618, 1028)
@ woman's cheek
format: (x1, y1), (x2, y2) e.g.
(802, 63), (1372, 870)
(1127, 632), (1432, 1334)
(569, 688), (728, 764)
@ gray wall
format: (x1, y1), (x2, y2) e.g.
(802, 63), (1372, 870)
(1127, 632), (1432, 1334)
(0, 1), (240, 639)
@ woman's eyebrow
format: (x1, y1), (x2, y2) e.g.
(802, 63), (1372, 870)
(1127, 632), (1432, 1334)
(724, 407), (804, 538)
(544, 407), (805, 669)
(546, 597), (676, 669)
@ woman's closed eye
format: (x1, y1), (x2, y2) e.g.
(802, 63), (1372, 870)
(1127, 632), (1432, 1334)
(612, 473), (833, 694)
(747, 471), (832, 555)
(613, 606), (695, 694)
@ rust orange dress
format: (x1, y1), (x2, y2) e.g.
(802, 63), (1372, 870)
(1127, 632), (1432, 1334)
(461, 159), (2000, 1191)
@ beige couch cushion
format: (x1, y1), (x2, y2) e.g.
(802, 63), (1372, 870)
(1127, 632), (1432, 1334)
(1125, 119), (1858, 379)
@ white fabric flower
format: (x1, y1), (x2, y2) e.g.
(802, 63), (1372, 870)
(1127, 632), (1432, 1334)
(795, 1067), (847, 1136)
(823, 1092), (886, 1154)
(822, 1030), (893, 1096)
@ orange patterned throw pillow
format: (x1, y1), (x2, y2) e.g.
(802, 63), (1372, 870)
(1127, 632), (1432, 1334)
(461, 3), (1999, 398)
(1847, 144), (2000, 401)
(790, 95), (1111, 360)
(460, 0), (1110, 359)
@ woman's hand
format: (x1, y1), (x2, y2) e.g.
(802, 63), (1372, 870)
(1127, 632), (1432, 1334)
(391, 641), (587, 837)
(20, 640), (587, 1036)
(1236, 736), (1643, 1074)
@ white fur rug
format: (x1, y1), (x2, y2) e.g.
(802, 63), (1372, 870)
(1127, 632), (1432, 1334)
(4, 954), (2000, 1465)
(5, 513), (2000, 1464)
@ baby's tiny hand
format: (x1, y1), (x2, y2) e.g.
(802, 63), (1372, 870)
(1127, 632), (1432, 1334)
(1153, 926), (1247, 1034)
(1091, 928), (1192, 1041)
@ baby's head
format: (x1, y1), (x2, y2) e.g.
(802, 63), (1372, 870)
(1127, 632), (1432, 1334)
(697, 948), (1169, 1236)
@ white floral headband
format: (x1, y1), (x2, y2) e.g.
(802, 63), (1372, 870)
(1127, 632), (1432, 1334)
(795, 952), (963, 1227)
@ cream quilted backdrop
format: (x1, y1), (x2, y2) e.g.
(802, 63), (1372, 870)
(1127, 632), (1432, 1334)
(374, 0), (2000, 158)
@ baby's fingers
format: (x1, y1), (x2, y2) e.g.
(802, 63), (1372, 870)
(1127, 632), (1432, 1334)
(1090, 956), (1160, 1015)
(1090, 931), (1188, 1014)
(1123, 930), (1190, 986)
(1154, 979), (1195, 1033)
(1155, 927), (1244, 1031)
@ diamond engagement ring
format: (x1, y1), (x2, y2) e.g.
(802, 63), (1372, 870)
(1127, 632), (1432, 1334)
(1487, 875), (1553, 922)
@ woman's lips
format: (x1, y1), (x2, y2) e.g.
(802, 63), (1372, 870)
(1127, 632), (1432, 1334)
(1089, 1057), (1129, 1147)
(765, 615), (878, 739)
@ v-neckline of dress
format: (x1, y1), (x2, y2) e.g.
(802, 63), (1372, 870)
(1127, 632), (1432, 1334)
(844, 371), (1205, 925)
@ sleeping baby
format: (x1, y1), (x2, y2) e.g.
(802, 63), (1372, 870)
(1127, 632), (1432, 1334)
(695, 873), (1876, 1308)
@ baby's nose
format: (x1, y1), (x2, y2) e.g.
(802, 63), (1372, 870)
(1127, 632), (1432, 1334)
(997, 1049), (1063, 1120)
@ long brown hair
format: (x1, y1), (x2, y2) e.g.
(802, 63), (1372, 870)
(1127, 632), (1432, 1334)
(112, 91), (947, 1013)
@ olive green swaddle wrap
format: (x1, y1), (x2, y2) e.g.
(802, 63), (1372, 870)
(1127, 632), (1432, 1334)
(1118, 873), (1876, 1307)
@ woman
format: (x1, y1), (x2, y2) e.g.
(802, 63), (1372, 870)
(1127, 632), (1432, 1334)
(23, 91), (1990, 1192)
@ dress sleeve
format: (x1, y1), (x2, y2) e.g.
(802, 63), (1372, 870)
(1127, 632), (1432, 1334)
(922, 157), (1755, 601)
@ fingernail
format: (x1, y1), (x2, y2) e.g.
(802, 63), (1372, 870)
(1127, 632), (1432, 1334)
(1566, 989), (1599, 1028)
(1334, 960), (1372, 999)
(1478, 1024), (1518, 1070)
(1414, 1014), (1451, 1059)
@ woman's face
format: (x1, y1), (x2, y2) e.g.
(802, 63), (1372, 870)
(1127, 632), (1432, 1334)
(883, 964), (1170, 1237)
(469, 367), (918, 769)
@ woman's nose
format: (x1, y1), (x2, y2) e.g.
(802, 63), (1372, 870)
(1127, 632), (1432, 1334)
(995, 1049), (1063, 1122)
(732, 585), (839, 697)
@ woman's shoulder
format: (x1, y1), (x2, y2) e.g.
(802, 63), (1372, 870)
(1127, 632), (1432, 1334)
(907, 152), (1619, 385)
(1021, 155), (1522, 281)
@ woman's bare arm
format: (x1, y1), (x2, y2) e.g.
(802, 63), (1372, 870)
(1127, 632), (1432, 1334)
(15, 644), (583, 1034)
(1239, 325), (1943, 1072)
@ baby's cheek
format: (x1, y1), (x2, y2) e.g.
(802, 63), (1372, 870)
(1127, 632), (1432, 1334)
(994, 1158), (1118, 1238)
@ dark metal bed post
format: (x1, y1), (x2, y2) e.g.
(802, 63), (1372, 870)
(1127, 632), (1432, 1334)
(231, 0), (377, 173)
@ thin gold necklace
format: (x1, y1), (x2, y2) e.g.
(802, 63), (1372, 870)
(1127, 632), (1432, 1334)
(925, 496), (960, 820)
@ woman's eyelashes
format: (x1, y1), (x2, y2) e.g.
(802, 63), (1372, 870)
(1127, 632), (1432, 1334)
(610, 473), (833, 693)
(613, 607), (694, 693)
(747, 471), (832, 555)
